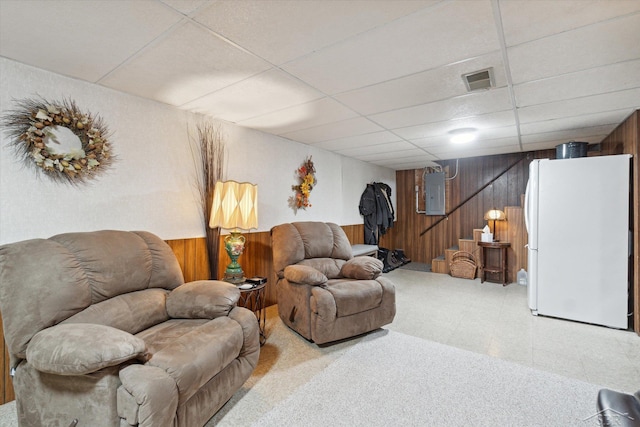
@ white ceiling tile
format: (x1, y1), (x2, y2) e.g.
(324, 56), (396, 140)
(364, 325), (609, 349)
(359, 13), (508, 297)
(433, 145), (522, 160)
(282, 0), (499, 94)
(281, 117), (384, 144)
(393, 111), (517, 140)
(371, 88), (513, 129)
(514, 60), (640, 108)
(337, 141), (418, 157)
(375, 156), (440, 170)
(499, 0), (640, 47)
(1, 0), (637, 169)
(508, 13), (640, 84)
(99, 21), (272, 106)
(313, 132), (401, 151)
(521, 130), (610, 146)
(194, 0), (436, 65)
(521, 136), (605, 152)
(0, 0), (182, 82)
(518, 89), (640, 124)
(355, 148), (429, 162)
(519, 111), (628, 136)
(181, 69), (324, 122)
(525, 124), (617, 142)
(237, 97), (359, 135)
(428, 136), (520, 155)
(160, 0), (209, 15)
(335, 52), (507, 115)
(411, 126), (518, 148)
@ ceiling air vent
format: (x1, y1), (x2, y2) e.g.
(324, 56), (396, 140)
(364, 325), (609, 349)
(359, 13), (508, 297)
(462, 68), (494, 92)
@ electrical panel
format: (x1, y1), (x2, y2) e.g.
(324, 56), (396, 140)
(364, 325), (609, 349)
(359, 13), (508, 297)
(425, 172), (445, 215)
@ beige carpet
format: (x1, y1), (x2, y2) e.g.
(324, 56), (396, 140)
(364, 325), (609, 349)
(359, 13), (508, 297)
(0, 317), (604, 426)
(251, 328), (602, 426)
(0, 271), (613, 426)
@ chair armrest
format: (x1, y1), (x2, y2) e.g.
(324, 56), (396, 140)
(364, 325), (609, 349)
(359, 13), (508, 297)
(340, 257), (383, 279)
(284, 265), (328, 285)
(166, 280), (240, 319)
(118, 364), (179, 427)
(26, 323), (147, 375)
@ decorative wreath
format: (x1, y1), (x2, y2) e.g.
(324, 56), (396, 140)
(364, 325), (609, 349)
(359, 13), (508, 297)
(288, 156), (316, 212)
(2, 97), (113, 184)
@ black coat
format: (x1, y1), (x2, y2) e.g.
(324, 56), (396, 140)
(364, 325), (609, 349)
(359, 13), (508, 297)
(359, 182), (394, 245)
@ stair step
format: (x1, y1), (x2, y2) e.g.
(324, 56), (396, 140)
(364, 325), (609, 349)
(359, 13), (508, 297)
(459, 239), (477, 254)
(431, 257), (448, 274)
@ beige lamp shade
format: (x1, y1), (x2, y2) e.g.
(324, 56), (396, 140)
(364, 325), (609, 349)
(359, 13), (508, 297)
(209, 181), (258, 230)
(484, 209), (506, 221)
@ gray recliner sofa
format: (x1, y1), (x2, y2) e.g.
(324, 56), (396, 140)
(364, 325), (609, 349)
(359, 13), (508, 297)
(271, 222), (396, 344)
(0, 230), (259, 427)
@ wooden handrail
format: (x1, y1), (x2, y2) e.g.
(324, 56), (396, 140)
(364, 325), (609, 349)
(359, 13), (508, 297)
(419, 154), (528, 237)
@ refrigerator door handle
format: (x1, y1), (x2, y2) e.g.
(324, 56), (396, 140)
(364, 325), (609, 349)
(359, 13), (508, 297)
(524, 179), (530, 233)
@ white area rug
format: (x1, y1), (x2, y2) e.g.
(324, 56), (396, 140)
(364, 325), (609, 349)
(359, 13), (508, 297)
(253, 329), (602, 427)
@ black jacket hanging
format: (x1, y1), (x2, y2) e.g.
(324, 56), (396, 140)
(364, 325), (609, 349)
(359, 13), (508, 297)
(359, 184), (378, 244)
(359, 182), (395, 245)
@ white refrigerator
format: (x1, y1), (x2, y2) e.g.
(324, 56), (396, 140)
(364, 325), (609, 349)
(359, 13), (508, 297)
(525, 154), (631, 329)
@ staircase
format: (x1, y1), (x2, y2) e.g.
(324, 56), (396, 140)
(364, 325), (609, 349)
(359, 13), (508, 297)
(430, 204), (527, 283)
(431, 229), (483, 275)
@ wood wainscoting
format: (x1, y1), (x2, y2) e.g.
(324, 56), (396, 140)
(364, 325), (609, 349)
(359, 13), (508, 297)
(165, 223), (377, 308)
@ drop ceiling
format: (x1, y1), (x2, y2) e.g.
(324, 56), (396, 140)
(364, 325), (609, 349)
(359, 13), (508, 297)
(1, 0), (639, 170)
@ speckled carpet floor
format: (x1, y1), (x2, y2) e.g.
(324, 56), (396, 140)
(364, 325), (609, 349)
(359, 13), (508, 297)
(0, 271), (614, 426)
(250, 328), (602, 426)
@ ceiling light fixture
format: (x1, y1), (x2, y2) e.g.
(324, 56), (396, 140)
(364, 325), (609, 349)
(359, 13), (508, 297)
(449, 128), (477, 144)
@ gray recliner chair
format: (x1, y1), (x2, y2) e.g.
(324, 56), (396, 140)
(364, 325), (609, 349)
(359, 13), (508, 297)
(270, 221), (396, 344)
(0, 230), (259, 427)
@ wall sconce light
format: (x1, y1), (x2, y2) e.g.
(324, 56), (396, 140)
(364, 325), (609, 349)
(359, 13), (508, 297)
(209, 180), (258, 283)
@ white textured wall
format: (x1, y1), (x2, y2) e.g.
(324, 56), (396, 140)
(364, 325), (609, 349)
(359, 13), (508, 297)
(0, 58), (395, 244)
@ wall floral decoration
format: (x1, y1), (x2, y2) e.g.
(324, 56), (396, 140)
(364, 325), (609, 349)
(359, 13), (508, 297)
(289, 156), (316, 212)
(1, 97), (114, 185)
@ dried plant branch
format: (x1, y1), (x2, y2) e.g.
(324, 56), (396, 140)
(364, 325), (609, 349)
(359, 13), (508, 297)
(190, 121), (225, 279)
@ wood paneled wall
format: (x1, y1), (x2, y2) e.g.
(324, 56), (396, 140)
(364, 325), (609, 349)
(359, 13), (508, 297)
(383, 150), (554, 267)
(600, 110), (639, 334)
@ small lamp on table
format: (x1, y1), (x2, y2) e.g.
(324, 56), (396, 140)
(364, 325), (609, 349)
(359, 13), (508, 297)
(484, 209), (506, 241)
(209, 180), (258, 284)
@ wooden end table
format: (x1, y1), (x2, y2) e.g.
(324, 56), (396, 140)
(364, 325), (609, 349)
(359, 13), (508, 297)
(478, 241), (511, 285)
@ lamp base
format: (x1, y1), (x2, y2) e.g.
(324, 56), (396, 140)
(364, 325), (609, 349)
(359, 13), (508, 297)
(223, 272), (245, 284)
(223, 231), (246, 284)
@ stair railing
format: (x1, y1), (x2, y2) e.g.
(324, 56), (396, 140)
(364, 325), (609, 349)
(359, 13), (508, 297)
(419, 154), (528, 237)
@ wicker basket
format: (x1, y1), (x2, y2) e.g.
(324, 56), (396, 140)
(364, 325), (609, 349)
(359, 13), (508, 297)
(449, 251), (477, 280)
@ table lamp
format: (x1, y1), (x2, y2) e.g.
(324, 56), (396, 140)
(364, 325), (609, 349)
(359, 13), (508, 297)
(209, 181), (258, 283)
(484, 209), (506, 241)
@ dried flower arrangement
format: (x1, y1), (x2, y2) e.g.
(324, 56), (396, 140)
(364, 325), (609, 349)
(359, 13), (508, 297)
(192, 122), (225, 279)
(289, 156), (316, 212)
(2, 97), (113, 184)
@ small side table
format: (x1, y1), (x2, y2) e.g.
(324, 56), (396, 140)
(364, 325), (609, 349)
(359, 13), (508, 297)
(478, 241), (511, 285)
(236, 280), (267, 345)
